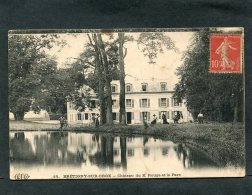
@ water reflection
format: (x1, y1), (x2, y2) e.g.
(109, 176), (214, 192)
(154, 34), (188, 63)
(10, 131), (219, 172)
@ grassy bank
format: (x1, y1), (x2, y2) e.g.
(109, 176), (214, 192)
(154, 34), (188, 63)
(9, 120), (245, 167)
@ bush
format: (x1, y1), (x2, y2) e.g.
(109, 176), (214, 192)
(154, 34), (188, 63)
(49, 113), (62, 120)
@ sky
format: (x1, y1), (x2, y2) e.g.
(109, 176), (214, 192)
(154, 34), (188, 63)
(49, 31), (195, 88)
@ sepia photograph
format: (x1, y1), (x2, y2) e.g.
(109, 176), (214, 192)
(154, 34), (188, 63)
(8, 28), (245, 180)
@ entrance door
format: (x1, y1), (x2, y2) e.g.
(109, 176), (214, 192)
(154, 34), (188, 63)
(127, 112), (132, 124)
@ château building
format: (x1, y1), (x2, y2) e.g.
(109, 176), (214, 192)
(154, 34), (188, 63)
(67, 76), (193, 125)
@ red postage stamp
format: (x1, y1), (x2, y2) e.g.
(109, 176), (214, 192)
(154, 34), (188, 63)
(210, 33), (243, 73)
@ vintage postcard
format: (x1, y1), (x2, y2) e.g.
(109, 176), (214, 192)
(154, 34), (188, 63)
(9, 28), (245, 180)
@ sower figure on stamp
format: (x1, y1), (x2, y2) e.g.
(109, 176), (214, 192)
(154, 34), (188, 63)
(215, 37), (237, 70)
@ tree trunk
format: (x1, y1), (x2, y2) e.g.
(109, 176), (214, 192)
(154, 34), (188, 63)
(118, 33), (126, 125)
(14, 111), (25, 121)
(96, 50), (106, 125)
(105, 82), (113, 125)
(97, 34), (113, 125)
(98, 69), (106, 125)
(218, 109), (223, 122)
(88, 33), (107, 125)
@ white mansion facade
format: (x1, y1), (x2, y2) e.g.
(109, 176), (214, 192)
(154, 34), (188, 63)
(67, 77), (193, 125)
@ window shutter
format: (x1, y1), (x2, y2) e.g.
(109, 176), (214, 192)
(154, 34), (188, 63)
(140, 112), (143, 120)
(116, 113), (119, 121)
(147, 112), (150, 121)
(148, 99), (150, 108)
(115, 85), (118, 93)
(166, 111), (169, 119)
(139, 99), (141, 108)
(132, 112), (134, 120)
(158, 98), (161, 107)
(132, 99), (134, 108)
(167, 98), (169, 107)
(159, 112), (161, 119)
(171, 98), (173, 107)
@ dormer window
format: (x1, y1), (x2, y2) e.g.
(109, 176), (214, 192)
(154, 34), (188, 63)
(160, 82), (167, 91)
(141, 83), (148, 92)
(126, 84), (132, 92)
(90, 100), (96, 108)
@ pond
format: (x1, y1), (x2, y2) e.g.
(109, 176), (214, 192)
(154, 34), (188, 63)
(9, 131), (243, 179)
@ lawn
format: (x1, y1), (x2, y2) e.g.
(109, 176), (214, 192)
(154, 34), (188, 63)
(9, 120), (60, 131)
(9, 120), (245, 167)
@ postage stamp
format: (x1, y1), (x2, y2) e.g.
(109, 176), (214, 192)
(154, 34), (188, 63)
(210, 33), (243, 73)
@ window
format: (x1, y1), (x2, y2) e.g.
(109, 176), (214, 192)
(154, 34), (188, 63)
(90, 100), (96, 108)
(159, 111), (169, 119)
(140, 99), (150, 108)
(126, 99), (134, 108)
(142, 99), (147, 107)
(113, 149), (119, 156)
(128, 149), (134, 157)
(160, 82), (167, 91)
(77, 113), (82, 120)
(126, 84), (132, 92)
(112, 100), (118, 108)
(162, 147), (169, 156)
(69, 102), (74, 109)
(141, 83), (148, 92)
(140, 112), (150, 121)
(172, 111), (183, 119)
(161, 98), (166, 106)
(85, 113), (89, 120)
(111, 84), (117, 93)
(112, 112), (119, 121)
(127, 137), (133, 142)
(112, 112), (116, 120)
(173, 98), (181, 106)
(159, 98), (169, 107)
(143, 148), (150, 156)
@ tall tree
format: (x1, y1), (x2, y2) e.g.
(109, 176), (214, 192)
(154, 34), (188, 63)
(96, 34), (113, 125)
(8, 34), (64, 120)
(118, 33), (126, 125)
(79, 33), (119, 125)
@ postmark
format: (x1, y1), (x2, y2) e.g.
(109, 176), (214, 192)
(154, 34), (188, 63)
(210, 33), (242, 73)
